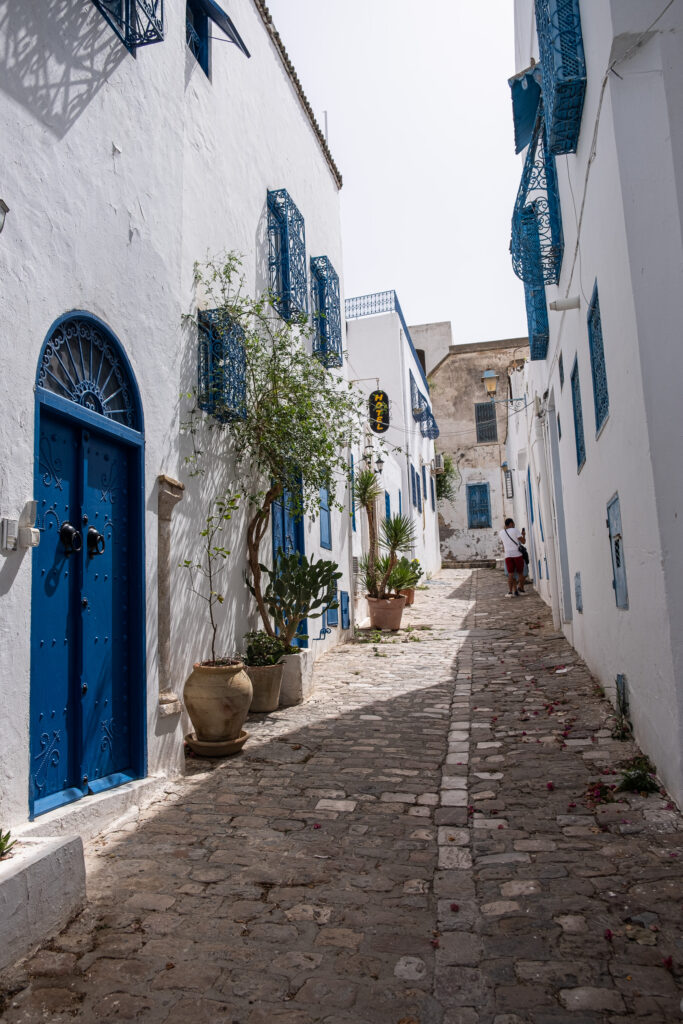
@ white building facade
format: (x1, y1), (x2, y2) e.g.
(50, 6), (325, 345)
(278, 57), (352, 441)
(507, 0), (683, 804)
(345, 292), (442, 623)
(0, 0), (356, 834)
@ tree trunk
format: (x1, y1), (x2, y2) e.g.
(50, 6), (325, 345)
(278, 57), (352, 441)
(246, 482), (282, 637)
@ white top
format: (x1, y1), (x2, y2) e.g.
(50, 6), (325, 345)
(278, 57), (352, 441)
(499, 527), (522, 558)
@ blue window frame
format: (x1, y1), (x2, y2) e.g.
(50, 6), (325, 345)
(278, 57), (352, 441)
(475, 402), (498, 443)
(416, 472), (422, 513)
(421, 465), (427, 499)
(385, 491), (391, 521)
(350, 454), (356, 532)
(310, 256), (343, 368)
(570, 357), (586, 470)
(326, 587), (339, 627)
(411, 465), (417, 506)
(607, 494), (628, 609)
(340, 590), (350, 630)
(91, 0), (164, 55)
(587, 283), (609, 433)
(557, 413), (562, 440)
(398, 489), (402, 516)
(574, 571), (583, 613)
(186, 0), (209, 74)
(521, 208), (550, 360)
(430, 477), (435, 512)
(267, 189), (308, 321)
(527, 467), (535, 523)
(319, 487), (331, 550)
(197, 309), (246, 423)
(467, 483), (491, 529)
(535, 0), (587, 155)
(558, 350), (564, 388)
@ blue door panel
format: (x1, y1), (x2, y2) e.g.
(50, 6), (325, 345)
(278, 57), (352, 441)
(272, 483), (308, 647)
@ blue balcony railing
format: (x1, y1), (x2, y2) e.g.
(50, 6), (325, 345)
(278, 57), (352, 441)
(535, 0), (586, 155)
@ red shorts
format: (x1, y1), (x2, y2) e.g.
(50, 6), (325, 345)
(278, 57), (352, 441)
(505, 556), (525, 575)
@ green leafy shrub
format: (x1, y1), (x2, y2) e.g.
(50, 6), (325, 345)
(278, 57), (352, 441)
(243, 631), (288, 666)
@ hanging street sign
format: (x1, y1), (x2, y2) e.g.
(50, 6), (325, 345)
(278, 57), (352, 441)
(369, 389), (390, 434)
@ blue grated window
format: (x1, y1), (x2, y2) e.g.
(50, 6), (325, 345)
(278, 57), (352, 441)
(416, 472), (422, 513)
(574, 571), (583, 613)
(422, 465), (427, 500)
(411, 465), (417, 507)
(410, 370), (429, 422)
(430, 476), (435, 512)
(521, 209), (550, 360)
(90, 0), (164, 54)
(310, 256), (343, 368)
(570, 357), (586, 469)
(420, 411), (440, 440)
(385, 490), (391, 521)
(319, 487), (332, 550)
(186, 0), (209, 73)
(558, 350), (564, 388)
(511, 103), (564, 286)
(587, 283), (609, 433)
(475, 402), (498, 443)
(197, 309), (246, 423)
(398, 489), (402, 516)
(467, 483), (491, 529)
(535, 0), (587, 155)
(340, 590), (350, 630)
(607, 494), (628, 609)
(267, 189), (308, 321)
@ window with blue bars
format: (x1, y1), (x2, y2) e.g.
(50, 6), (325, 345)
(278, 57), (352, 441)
(411, 465), (417, 506)
(521, 208), (550, 360)
(267, 189), (308, 321)
(467, 483), (491, 529)
(475, 402), (498, 443)
(186, 0), (209, 74)
(197, 309), (246, 423)
(310, 256), (342, 368)
(416, 472), (422, 513)
(587, 283), (609, 433)
(91, 0), (164, 55)
(430, 477), (435, 512)
(385, 491), (391, 521)
(319, 487), (331, 550)
(535, 0), (587, 155)
(570, 357), (586, 469)
(421, 465), (427, 499)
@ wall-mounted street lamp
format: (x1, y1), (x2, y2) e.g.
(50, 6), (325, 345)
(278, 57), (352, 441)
(374, 453), (384, 475)
(0, 200), (9, 234)
(481, 367), (527, 409)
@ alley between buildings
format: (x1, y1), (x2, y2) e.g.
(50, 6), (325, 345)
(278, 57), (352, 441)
(1, 570), (682, 1024)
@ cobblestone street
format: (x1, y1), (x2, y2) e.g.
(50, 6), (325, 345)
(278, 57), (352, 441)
(2, 569), (682, 1023)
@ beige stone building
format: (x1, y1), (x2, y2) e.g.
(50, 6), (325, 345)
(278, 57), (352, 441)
(410, 326), (528, 565)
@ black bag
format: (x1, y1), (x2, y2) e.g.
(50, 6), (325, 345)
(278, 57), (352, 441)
(518, 543), (530, 566)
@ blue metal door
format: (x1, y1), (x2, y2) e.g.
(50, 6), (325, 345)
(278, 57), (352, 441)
(272, 482), (307, 647)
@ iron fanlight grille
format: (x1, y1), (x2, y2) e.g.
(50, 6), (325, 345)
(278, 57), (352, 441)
(511, 103), (564, 286)
(197, 309), (247, 423)
(90, 0), (164, 53)
(267, 189), (308, 321)
(310, 256), (343, 368)
(535, 0), (586, 155)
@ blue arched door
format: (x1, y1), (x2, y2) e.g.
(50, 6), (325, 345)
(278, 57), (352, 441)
(30, 313), (146, 817)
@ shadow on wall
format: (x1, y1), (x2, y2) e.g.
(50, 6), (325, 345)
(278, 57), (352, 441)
(0, 1), (126, 137)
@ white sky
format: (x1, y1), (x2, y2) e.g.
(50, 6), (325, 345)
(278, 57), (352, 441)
(265, 0), (528, 346)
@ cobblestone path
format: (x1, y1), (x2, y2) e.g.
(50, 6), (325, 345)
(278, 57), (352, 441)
(1, 570), (682, 1023)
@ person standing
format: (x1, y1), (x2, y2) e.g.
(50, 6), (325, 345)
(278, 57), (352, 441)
(499, 517), (526, 597)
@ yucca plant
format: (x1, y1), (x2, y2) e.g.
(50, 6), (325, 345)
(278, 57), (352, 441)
(375, 513), (417, 598)
(354, 468), (382, 571)
(0, 829), (17, 859)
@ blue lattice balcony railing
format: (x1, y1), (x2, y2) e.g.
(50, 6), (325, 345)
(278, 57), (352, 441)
(90, 0), (164, 54)
(410, 369), (429, 422)
(420, 412), (440, 440)
(535, 0), (586, 155)
(510, 103), (564, 285)
(267, 189), (308, 322)
(519, 207), (550, 360)
(310, 256), (343, 368)
(345, 290), (430, 395)
(197, 309), (247, 423)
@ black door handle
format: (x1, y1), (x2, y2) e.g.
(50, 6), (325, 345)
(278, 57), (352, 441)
(59, 522), (82, 556)
(87, 527), (105, 556)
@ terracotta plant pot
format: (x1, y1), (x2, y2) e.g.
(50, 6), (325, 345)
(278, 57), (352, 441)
(183, 661), (253, 755)
(400, 588), (415, 606)
(246, 662), (284, 713)
(367, 594), (406, 631)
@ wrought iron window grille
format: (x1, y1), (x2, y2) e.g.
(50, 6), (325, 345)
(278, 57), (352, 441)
(410, 370), (429, 423)
(587, 283), (609, 433)
(511, 103), (564, 287)
(310, 256), (342, 368)
(420, 412), (439, 440)
(520, 208), (550, 360)
(267, 189), (308, 322)
(474, 402), (498, 444)
(570, 357), (586, 469)
(197, 309), (247, 423)
(535, 0), (587, 155)
(90, 0), (164, 54)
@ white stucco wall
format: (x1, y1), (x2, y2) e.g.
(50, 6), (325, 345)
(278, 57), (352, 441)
(509, 0), (683, 803)
(0, 0), (350, 827)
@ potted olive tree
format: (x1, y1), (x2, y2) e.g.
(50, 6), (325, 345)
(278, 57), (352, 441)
(180, 493), (254, 756)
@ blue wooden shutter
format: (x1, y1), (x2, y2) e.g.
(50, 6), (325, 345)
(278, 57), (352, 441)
(527, 467), (534, 522)
(398, 488), (402, 516)
(411, 465), (417, 506)
(430, 477), (435, 511)
(326, 586), (339, 626)
(475, 402), (498, 442)
(319, 487), (331, 550)
(340, 590), (350, 629)
(422, 465), (427, 497)
(416, 473), (422, 512)
(350, 454), (356, 532)
(385, 490), (391, 521)
(467, 483), (491, 528)
(607, 495), (628, 609)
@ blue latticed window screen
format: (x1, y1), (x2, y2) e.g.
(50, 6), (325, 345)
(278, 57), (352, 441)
(310, 256), (342, 368)
(398, 489), (402, 516)
(410, 370), (429, 423)
(416, 473), (422, 513)
(319, 487), (332, 550)
(90, 0), (164, 54)
(430, 477), (435, 511)
(570, 357), (586, 469)
(385, 491), (391, 521)
(587, 283), (609, 433)
(607, 495), (628, 609)
(340, 590), (350, 630)
(420, 411), (440, 439)
(326, 587), (339, 627)
(467, 483), (491, 529)
(521, 208), (549, 360)
(411, 465), (417, 506)
(267, 189), (308, 321)
(558, 351), (564, 388)
(197, 309), (246, 423)
(475, 402), (498, 443)
(421, 466), (427, 499)
(574, 571), (583, 613)
(535, 0), (587, 155)
(511, 103), (564, 286)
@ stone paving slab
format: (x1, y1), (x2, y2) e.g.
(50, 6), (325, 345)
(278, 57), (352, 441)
(0, 570), (681, 1023)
